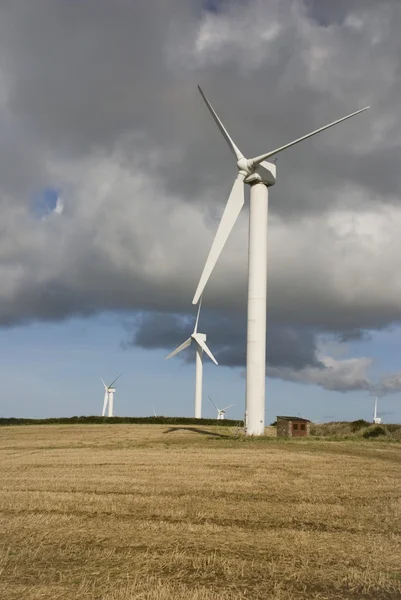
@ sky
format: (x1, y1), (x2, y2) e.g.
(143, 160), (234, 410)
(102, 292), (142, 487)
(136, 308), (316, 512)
(0, 0), (401, 423)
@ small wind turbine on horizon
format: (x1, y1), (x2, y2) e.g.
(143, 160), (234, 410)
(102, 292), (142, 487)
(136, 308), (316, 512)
(192, 85), (369, 436)
(101, 373), (122, 417)
(373, 396), (382, 424)
(208, 395), (234, 420)
(165, 298), (218, 418)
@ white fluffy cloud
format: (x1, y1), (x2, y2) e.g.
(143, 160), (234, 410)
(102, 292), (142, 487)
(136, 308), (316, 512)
(268, 355), (372, 393)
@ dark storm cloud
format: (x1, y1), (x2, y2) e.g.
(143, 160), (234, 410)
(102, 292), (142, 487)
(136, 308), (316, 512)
(304, 0), (386, 27)
(338, 329), (371, 343)
(0, 1), (195, 156)
(1, 0), (399, 207)
(130, 309), (322, 370)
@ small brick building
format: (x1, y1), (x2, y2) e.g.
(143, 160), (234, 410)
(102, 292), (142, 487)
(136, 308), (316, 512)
(276, 416), (311, 438)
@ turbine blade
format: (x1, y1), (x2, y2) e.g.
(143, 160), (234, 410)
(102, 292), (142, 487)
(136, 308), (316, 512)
(250, 106), (370, 166)
(193, 175), (245, 304)
(108, 372), (123, 389)
(221, 404), (235, 411)
(208, 395), (219, 411)
(193, 335), (218, 365)
(165, 337), (192, 360)
(102, 390), (108, 417)
(198, 85), (244, 161)
(101, 377), (107, 390)
(193, 296), (203, 334)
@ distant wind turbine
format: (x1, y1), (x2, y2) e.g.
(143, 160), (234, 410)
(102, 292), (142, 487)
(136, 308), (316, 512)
(165, 298), (217, 418)
(101, 373), (122, 417)
(373, 396), (382, 424)
(208, 395), (234, 420)
(192, 85), (369, 435)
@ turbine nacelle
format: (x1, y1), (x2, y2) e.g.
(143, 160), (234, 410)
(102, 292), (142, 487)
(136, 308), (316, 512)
(191, 332), (206, 344)
(236, 158), (276, 186)
(245, 161), (276, 186)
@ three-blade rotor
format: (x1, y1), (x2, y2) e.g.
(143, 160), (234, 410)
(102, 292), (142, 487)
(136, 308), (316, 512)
(101, 373), (123, 390)
(208, 395), (235, 419)
(165, 299), (218, 365)
(192, 86), (369, 304)
(208, 394), (234, 414)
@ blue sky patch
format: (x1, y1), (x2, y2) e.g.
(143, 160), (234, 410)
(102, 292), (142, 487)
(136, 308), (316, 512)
(31, 187), (62, 218)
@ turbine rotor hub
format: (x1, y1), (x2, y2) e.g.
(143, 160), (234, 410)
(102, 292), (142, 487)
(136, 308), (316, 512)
(237, 157), (254, 176)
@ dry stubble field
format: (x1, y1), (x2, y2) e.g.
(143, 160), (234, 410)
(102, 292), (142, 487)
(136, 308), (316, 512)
(0, 424), (400, 600)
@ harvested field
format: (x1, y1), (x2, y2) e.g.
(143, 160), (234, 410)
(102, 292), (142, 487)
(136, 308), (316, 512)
(0, 424), (400, 599)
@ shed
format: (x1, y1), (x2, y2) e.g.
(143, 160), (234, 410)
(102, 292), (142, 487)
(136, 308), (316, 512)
(276, 416), (311, 438)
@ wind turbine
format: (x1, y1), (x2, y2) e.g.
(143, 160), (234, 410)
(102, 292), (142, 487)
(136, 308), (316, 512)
(373, 396), (382, 424)
(101, 373), (122, 417)
(192, 85), (369, 436)
(165, 299), (218, 418)
(208, 395), (234, 420)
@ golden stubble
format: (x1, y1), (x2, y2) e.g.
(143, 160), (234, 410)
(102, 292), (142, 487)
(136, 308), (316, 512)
(0, 425), (400, 599)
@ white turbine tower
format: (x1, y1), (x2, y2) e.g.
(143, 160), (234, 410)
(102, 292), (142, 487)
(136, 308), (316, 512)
(208, 395), (234, 420)
(192, 85), (369, 436)
(165, 299), (218, 418)
(373, 396), (382, 424)
(101, 374), (122, 417)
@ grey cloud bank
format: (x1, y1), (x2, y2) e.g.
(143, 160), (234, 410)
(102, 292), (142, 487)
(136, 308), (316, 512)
(0, 0), (401, 391)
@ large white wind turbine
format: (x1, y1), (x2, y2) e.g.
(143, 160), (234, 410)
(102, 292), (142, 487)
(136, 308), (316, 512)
(208, 395), (234, 420)
(165, 299), (218, 418)
(101, 373), (122, 417)
(193, 86), (369, 435)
